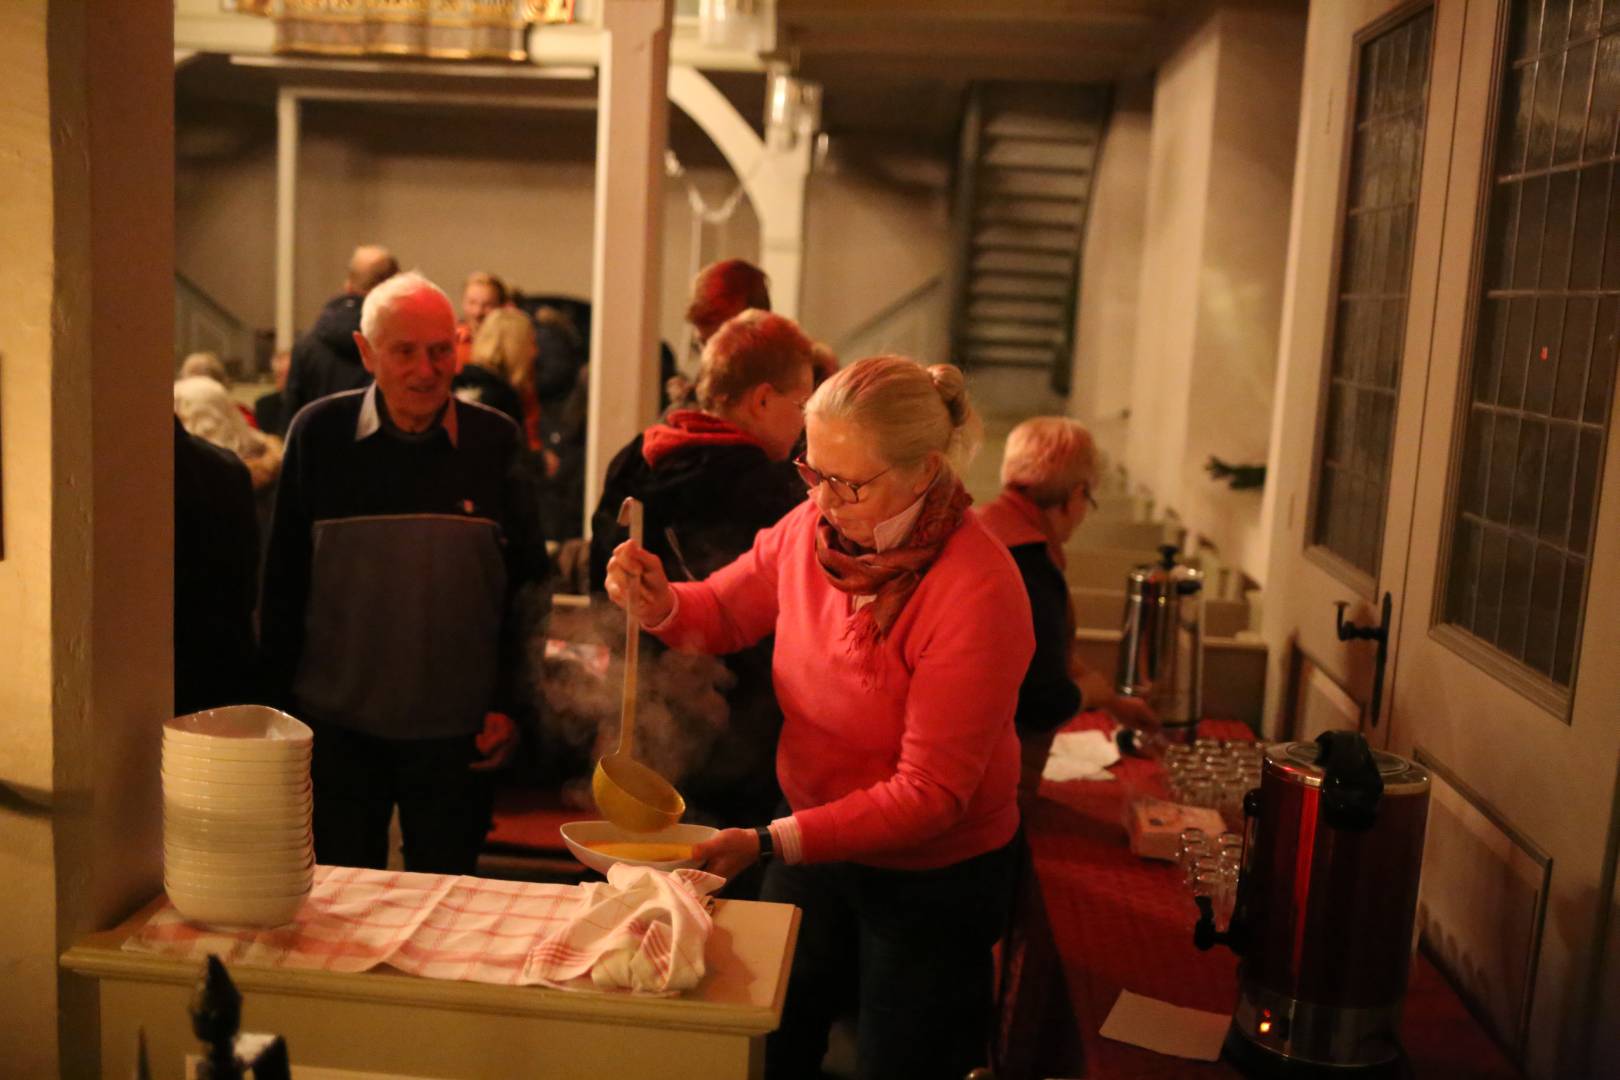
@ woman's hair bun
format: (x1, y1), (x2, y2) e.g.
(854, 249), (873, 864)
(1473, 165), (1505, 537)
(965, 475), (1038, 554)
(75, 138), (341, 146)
(926, 363), (969, 427)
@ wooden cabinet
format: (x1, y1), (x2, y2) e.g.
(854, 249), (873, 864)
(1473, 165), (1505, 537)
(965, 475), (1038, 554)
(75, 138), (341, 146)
(62, 895), (799, 1080)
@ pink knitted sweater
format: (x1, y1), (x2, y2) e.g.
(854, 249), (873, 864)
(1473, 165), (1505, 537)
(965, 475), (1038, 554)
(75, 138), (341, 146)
(654, 500), (1033, 869)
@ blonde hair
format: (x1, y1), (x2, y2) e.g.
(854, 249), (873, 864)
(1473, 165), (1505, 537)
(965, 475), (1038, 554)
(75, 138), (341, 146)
(1001, 417), (1097, 507)
(179, 351), (229, 386)
(806, 355), (981, 471)
(470, 307), (537, 395)
(695, 310), (815, 409)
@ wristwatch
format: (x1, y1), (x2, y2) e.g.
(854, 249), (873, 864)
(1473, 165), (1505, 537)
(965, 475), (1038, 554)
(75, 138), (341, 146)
(754, 826), (775, 861)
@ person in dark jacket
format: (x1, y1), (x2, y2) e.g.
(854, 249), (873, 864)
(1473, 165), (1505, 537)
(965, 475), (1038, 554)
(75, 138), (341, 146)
(174, 416), (259, 715)
(976, 417), (1156, 802)
(261, 272), (550, 875)
(587, 310), (815, 872)
(283, 244), (398, 418)
(254, 349), (295, 438)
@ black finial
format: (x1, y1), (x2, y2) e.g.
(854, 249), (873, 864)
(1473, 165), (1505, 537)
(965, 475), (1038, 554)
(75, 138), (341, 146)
(190, 955), (242, 1080)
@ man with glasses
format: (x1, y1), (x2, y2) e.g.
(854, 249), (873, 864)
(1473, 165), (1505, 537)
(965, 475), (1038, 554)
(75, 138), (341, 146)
(977, 416), (1155, 804)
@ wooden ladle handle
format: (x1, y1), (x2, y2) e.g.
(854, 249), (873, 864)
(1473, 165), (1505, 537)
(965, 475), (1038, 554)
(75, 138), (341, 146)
(618, 498), (644, 754)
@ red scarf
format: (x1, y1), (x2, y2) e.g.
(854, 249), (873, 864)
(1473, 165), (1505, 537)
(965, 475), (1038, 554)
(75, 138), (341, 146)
(815, 474), (973, 684)
(977, 487), (1066, 574)
(641, 410), (766, 467)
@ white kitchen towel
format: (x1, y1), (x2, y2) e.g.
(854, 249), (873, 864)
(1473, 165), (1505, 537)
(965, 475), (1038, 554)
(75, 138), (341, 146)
(526, 865), (725, 994)
(1042, 728), (1122, 782)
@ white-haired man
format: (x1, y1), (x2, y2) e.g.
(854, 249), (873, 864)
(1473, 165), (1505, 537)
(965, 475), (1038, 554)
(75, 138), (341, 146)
(261, 272), (549, 874)
(977, 416), (1156, 801)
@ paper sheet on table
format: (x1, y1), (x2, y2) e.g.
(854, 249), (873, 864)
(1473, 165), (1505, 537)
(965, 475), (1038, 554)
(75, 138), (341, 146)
(1099, 989), (1230, 1061)
(1042, 728), (1121, 782)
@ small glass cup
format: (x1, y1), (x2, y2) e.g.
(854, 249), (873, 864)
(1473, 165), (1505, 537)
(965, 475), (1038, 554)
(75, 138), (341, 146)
(1188, 854), (1222, 891)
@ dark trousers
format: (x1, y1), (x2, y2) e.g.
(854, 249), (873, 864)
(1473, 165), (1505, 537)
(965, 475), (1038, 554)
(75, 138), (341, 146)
(310, 721), (494, 876)
(761, 840), (1017, 1080)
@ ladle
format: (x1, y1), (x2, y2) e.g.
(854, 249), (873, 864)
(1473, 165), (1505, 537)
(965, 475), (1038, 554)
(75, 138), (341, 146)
(592, 497), (687, 833)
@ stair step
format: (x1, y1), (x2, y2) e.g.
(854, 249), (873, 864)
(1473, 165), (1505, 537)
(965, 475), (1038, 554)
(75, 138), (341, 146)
(960, 344), (1058, 368)
(968, 298), (1068, 322)
(977, 171), (1092, 200)
(971, 249), (1076, 274)
(963, 322), (1067, 346)
(974, 198), (1085, 227)
(982, 112), (1100, 141)
(980, 141), (1096, 172)
(969, 274), (1072, 299)
(973, 223), (1079, 252)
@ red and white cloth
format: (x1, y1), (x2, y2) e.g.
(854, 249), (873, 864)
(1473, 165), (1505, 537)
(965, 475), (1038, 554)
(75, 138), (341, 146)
(125, 864), (725, 995)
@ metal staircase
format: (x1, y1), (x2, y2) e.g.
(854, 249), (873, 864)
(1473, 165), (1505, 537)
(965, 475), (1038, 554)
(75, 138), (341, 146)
(949, 82), (1110, 394)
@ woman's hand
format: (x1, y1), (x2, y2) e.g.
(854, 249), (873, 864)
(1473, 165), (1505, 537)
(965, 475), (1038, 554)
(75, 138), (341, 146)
(605, 539), (675, 626)
(1076, 667), (1159, 731)
(692, 828), (762, 880)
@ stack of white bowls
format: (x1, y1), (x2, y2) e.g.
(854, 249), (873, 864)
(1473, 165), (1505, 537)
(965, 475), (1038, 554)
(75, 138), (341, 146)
(162, 705), (315, 927)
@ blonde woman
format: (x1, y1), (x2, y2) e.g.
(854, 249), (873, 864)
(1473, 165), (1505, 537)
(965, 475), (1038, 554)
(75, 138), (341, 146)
(606, 355), (1032, 1079)
(457, 306), (538, 447)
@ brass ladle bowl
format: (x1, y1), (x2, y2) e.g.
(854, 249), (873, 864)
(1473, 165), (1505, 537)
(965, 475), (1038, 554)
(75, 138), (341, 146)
(592, 497), (686, 833)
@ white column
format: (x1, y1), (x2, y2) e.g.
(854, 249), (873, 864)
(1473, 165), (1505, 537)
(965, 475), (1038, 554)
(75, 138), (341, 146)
(275, 87), (300, 352)
(584, 0), (673, 534)
(667, 65), (814, 320)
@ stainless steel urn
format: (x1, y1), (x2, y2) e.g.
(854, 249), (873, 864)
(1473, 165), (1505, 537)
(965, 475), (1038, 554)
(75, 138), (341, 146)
(1116, 544), (1204, 736)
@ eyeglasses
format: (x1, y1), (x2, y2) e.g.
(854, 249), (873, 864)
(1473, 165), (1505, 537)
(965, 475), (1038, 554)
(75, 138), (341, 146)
(794, 457), (891, 503)
(1081, 484), (1099, 511)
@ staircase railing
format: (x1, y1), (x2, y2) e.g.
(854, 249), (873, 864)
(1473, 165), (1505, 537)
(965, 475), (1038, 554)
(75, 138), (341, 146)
(175, 273), (262, 379)
(832, 275), (948, 366)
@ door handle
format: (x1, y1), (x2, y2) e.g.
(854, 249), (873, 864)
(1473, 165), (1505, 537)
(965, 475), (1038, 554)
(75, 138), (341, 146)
(1334, 592), (1393, 728)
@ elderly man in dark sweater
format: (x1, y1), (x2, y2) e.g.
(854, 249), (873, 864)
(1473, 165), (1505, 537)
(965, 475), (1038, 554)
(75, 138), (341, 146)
(261, 271), (549, 874)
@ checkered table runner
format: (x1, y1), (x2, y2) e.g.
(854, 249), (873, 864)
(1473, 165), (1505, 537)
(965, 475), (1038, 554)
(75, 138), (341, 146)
(125, 864), (724, 994)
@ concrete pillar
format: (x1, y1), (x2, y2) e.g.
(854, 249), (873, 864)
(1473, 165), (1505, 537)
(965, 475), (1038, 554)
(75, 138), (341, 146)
(0, 1), (172, 1075)
(585, 0), (674, 531)
(275, 87), (300, 351)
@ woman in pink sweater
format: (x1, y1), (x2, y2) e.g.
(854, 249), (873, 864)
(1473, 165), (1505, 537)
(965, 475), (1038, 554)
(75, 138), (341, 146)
(606, 356), (1034, 1080)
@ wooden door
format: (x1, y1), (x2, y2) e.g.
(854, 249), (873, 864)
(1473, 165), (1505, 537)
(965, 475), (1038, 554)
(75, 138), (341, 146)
(1262, 0), (1457, 747)
(1378, 1), (1620, 1074)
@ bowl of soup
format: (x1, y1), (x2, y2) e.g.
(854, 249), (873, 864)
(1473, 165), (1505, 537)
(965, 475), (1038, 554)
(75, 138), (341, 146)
(559, 820), (718, 874)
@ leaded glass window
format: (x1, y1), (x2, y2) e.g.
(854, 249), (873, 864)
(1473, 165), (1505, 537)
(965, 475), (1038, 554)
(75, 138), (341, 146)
(1442, 0), (1620, 689)
(1313, 8), (1435, 579)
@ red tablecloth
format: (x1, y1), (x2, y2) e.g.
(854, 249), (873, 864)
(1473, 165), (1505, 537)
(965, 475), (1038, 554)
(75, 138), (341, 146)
(1019, 715), (1521, 1079)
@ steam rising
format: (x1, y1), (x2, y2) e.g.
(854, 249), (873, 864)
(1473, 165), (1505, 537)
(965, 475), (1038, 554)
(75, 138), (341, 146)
(529, 600), (736, 800)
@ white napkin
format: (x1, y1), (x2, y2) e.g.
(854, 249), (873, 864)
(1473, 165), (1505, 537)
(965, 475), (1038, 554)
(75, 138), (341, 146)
(1041, 728), (1122, 782)
(1099, 989), (1230, 1060)
(526, 864), (725, 994)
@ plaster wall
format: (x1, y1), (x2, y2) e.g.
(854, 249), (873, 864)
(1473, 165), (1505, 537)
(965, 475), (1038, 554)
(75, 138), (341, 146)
(175, 100), (950, 369)
(1126, 14), (1219, 512)
(1069, 76), (1152, 438)
(0, 5), (65, 1075)
(0, 2), (172, 1075)
(176, 101), (759, 367)
(1123, 4), (1304, 584)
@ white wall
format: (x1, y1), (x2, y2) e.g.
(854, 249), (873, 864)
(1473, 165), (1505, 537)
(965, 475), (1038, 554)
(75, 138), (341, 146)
(1122, 3), (1306, 583)
(1, 2), (173, 1076)
(1069, 76), (1152, 436)
(175, 97), (953, 370)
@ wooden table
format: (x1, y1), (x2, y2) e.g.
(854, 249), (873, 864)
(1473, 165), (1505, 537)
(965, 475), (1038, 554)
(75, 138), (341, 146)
(62, 894), (799, 1080)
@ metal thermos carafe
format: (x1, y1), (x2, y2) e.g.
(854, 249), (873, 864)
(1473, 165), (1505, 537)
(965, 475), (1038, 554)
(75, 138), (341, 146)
(1116, 544), (1204, 737)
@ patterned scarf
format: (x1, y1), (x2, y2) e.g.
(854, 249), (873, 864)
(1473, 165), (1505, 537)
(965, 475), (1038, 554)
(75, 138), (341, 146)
(815, 473), (973, 683)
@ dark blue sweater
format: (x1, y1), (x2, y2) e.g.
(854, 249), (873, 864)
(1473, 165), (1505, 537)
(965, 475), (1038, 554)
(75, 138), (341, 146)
(260, 386), (549, 739)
